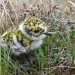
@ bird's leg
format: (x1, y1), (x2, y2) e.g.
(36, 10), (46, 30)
(15, 64), (20, 75)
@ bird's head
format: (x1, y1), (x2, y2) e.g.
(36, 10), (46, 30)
(19, 18), (47, 40)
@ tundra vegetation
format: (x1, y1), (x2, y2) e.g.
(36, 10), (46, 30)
(0, 0), (75, 75)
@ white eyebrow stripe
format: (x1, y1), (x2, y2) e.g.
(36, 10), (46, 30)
(19, 22), (32, 40)
(39, 22), (47, 32)
(1, 31), (8, 38)
(13, 34), (22, 48)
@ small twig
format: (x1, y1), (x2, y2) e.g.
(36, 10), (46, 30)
(1, 1), (15, 27)
(68, 1), (75, 8)
(8, 0), (19, 24)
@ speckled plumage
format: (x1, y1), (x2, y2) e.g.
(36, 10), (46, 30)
(0, 18), (47, 55)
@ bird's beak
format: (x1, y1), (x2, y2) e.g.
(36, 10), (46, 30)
(44, 32), (56, 36)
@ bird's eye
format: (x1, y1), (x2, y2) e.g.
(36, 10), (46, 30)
(34, 30), (39, 33)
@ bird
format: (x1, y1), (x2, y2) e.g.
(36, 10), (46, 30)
(0, 18), (48, 55)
